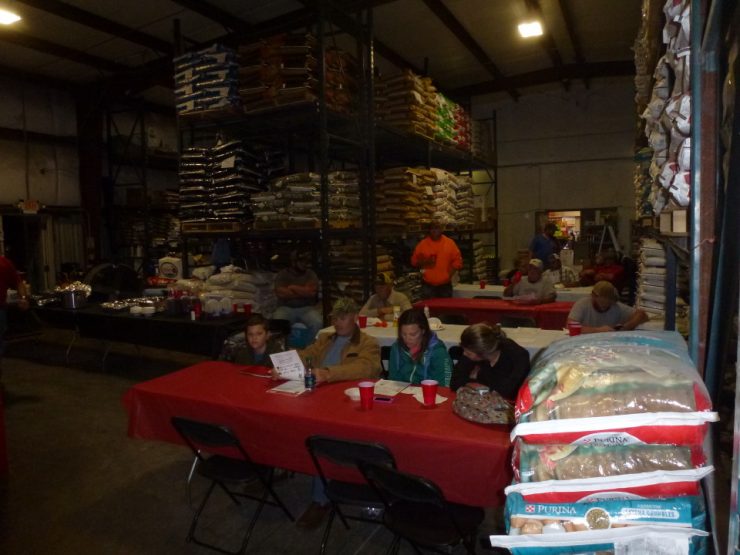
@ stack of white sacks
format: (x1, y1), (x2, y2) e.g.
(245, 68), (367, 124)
(489, 331), (716, 555)
(637, 238), (668, 322)
(202, 265), (277, 316)
(642, 0), (692, 214)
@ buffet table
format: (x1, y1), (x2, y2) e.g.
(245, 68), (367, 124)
(36, 305), (248, 359)
(318, 324), (568, 358)
(453, 283), (592, 302)
(123, 361), (513, 507)
(414, 298), (574, 330)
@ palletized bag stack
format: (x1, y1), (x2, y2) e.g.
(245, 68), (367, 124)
(179, 147), (211, 223)
(328, 241), (365, 305)
(174, 44), (240, 116)
(641, 0), (692, 214)
(433, 93), (457, 145)
(472, 239), (487, 281)
(375, 167), (434, 228)
(451, 102), (471, 150)
(328, 171), (361, 228)
(376, 70), (437, 139)
(251, 172), (320, 229)
(636, 238), (667, 321)
(489, 331), (716, 555)
(238, 33), (355, 114)
(203, 267), (277, 316)
(429, 168), (458, 224)
(452, 173), (475, 225)
(209, 140), (263, 223)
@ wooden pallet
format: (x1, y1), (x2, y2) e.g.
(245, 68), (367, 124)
(181, 221), (245, 234)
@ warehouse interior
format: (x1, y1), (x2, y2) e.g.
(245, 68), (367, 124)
(0, 1), (739, 554)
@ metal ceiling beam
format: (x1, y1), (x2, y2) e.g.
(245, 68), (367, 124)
(556, 0), (585, 66)
(523, 0), (568, 90)
(451, 60), (634, 98)
(420, 0), (519, 100)
(170, 0), (253, 35)
(15, 0), (173, 55)
(0, 28), (128, 72)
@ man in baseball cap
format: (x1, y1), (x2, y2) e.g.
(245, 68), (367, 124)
(567, 281), (648, 333)
(359, 272), (412, 321)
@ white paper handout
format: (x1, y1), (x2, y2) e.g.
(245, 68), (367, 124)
(373, 379), (409, 397)
(267, 380), (307, 396)
(269, 350), (305, 381)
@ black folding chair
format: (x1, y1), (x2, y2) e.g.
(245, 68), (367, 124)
(359, 461), (484, 555)
(306, 436), (396, 555)
(439, 314), (469, 326)
(380, 345), (392, 378)
(499, 316), (537, 328)
(171, 417), (294, 555)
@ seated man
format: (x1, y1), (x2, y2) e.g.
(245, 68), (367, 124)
(580, 250), (625, 290)
(503, 259), (556, 304)
(294, 297), (382, 528)
(298, 297), (381, 384)
(543, 254), (579, 288)
(360, 272), (412, 321)
(567, 280), (649, 334)
(273, 250), (323, 341)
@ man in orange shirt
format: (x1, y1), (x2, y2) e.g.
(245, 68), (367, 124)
(411, 221), (463, 299)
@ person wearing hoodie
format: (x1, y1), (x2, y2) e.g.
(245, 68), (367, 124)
(388, 307), (453, 386)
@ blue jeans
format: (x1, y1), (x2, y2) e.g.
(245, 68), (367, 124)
(272, 305), (323, 342)
(311, 476), (329, 505)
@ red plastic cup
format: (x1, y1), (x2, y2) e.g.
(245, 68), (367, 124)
(479, 279), (486, 289)
(358, 315), (368, 328)
(421, 379), (438, 407)
(358, 381), (374, 410)
(502, 279), (511, 287)
(243, 303), (252, 316)
(567, 322), (583, 336)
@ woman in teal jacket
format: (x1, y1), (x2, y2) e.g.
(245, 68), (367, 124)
(388, 308), (453, 386)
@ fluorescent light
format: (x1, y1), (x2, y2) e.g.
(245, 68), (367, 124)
(518, 20), (543, 38)
(0, 8), (21, 25)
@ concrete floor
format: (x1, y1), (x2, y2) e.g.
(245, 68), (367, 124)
(0, 331), (503, 554)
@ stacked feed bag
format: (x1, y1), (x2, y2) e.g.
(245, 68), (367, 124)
(203, 267), (277, 316)
(641, 0), (692, 213)
(376, 70), (437, 138)
(429, 168), (459, 224)
(375, 167), (435, 228)
(637, 238), (667, 321)
(251, 172), (320, 228)
(452, 173), (475, 225)
(179, 141), (278, 224)
(328, 241), (366, 306)
(238, 33), (356, 114)
(178, 147), (211, 223)
(175, 44), (240, 116)
(472, 239), (488, 281)
(489, 331), (716, 555)
(328, 171), (361, 228)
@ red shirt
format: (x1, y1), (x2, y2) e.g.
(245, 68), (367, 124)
(0, 257), (21, 307)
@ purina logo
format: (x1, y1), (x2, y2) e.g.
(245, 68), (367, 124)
(525, 505), (535, 513)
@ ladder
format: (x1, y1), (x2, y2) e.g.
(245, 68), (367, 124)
(597, 225), (621, 257)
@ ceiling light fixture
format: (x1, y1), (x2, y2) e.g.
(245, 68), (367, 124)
(0, 8), (21, 24)
(518, 21), (543, 38)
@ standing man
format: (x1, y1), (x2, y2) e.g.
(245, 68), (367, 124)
(529, 222), (560, 265)
(411, 220), (463, 299)
(1, 256), (29, 362)
(273, 250), (323, 342)
(359, 273), (412, 321)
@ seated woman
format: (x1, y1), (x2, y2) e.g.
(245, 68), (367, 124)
(229, 313), (284, 367)
(388, 308), (452, 386)
(450, 323), (531, 401)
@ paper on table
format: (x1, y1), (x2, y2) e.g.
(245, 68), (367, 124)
(269, 350), (305, 381)
(267, 380), (307, 396)
(373, 379), (409, 397)
(401, 386), (448, 405)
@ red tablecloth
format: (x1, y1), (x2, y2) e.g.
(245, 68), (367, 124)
(123, 361), (512, 507)
(415, 298), (573, 330)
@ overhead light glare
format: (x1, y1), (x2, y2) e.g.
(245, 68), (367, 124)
(0, 8), (21, 25)
(518, 20), (543, 38)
